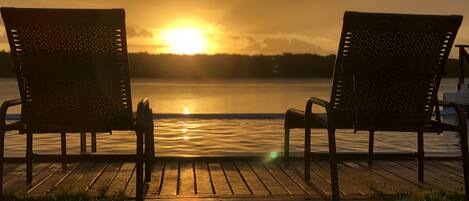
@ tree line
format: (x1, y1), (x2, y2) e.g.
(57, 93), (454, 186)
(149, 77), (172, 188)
(0, 51), (464, 78)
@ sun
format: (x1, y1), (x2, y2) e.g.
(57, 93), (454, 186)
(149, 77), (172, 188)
(162, 27), (207, 54)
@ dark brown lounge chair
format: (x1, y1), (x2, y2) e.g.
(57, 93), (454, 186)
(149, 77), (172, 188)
(0, 8), (155, 201)
(284, 12), (468, 201)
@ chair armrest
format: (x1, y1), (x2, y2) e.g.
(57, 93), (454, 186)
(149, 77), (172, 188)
(305, 97), (332, 128)
(438, 100), (467, 132)
(136, 98), (152, 132)
(0, 98), (22, 130)
(305, 97), (331, 113)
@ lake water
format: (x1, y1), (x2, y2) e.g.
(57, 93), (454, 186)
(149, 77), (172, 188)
(0, 78), (465, 157)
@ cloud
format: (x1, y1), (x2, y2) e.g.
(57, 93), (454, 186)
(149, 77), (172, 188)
(126, 26), (153, 38)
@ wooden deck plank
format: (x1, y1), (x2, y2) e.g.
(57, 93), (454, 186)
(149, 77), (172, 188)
(2, 164), (27, 188)
(276, 161), (321, 197)
(355, 161), (422, 192)
(396, 161), (464, 192)
(146, 161), (165, 197)
(235, 161), (269, 195)
(195, 161), (213, 195)
(341, 161), (404, 194)
(263, 161), (305, 195)
(88, 162), (122, 197)
(4, 163), (51, 194)
(314, 161), (365, 196)
(432, 161), (464, 177)
(425, 161), (464, 184)
(160, 161), (178, 196)
(208, 162), (232, 195)
(70, 162), (107, 194)
(336, 162), (377, 195)
(292, 159), (334, 196)
(178, 162), (195, 195)
(14, 163), (62, 195)
(221, 161), (251, 195)
(52, 162), (95, 193)
(1, 160), (466, 200)
(27, 163), (79, 197)
(105, 163), (134, 197)
(124, 164), (137, 198)
(248, 161), (287, 195)
(369, 161), (433, 190)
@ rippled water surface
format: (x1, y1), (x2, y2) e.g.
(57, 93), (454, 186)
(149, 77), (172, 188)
(0, 78), (464, 156)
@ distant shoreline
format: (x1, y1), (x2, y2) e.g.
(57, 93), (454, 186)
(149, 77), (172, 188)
(0, 51), (465, 78)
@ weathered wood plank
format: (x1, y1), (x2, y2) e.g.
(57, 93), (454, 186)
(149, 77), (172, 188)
(27, 163), (79, 197)
(221, 161), (250, 195)
(249, 161), (287, 195)
(195, 161), (213, 195)
(14, 163), (62, 195)
(355, 161), (422, 192)
(292, 159), (333, 196)
(396, 161), (464, 192)
(3, 164), (27, 187)
(88, 162), (122, 197)
(52, 162), (95, 193)
(105, 163), (134, 197)
(313, 161), (364, 196)
(429, 161), (463, 177)
(146, 161), (165, 197)
(124, 164), (137, 198)
(4, 163), (51, 194)
(276, 161), (321, 197)
(263, 161), (305, 195)
(208, 162), (232, 195)
(425, 161), (464, 184)
(1, 160), (466, 199)
(341, 161), (404, 194)
(70, 162), (107, 193)
(179, 162), (195, 195)
(160, 161), (178, 195)
(235, 161), (269, 195)
(367, 161), (433, 190)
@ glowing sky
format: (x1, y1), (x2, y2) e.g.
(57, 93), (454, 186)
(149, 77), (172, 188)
(1, 0), (469, 56)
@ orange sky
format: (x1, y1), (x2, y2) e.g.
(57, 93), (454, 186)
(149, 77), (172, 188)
(1, 0), (469, 57)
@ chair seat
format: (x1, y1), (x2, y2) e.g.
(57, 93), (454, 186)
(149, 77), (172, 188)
(4, 120), (22, 131)
(285, 108), (353, 129)
(286, 108), (462, 133)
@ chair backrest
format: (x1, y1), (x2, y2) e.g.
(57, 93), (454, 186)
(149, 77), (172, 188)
(330, 12), (462, 131)
(1, 8), (133, 132)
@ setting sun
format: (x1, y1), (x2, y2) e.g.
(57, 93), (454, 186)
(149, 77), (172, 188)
(162, 27), (207, 54)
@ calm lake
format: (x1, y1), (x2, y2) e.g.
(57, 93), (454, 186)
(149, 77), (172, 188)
(0, 78), (464, 157)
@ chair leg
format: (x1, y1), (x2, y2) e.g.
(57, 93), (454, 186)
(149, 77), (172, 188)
(304, 127), (311, 181)
(145, 130), (151, 182)
(26, 132), (33, 184)
(61, 132), (67, 170)
(91, 131), (97, 153)
(459, 128), (469, 201)
(328, 128), (339, 201)
(368, 130), (374, 166)
(136, 131), (144, 201)
(284, 128), (290, 161)
(417, 130), (424, 182)
(0, 131), (5, 200)
(80, 132), (86, 153)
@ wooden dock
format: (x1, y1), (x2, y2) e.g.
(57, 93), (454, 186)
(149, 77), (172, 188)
(2, 158), (466, 200)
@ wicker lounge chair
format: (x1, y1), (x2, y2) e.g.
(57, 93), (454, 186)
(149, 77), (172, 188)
(0, 8), (155, 201)
(284, 12), (467, 201)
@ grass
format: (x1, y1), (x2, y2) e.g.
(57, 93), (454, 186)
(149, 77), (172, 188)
(390, 191), (465, 201)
